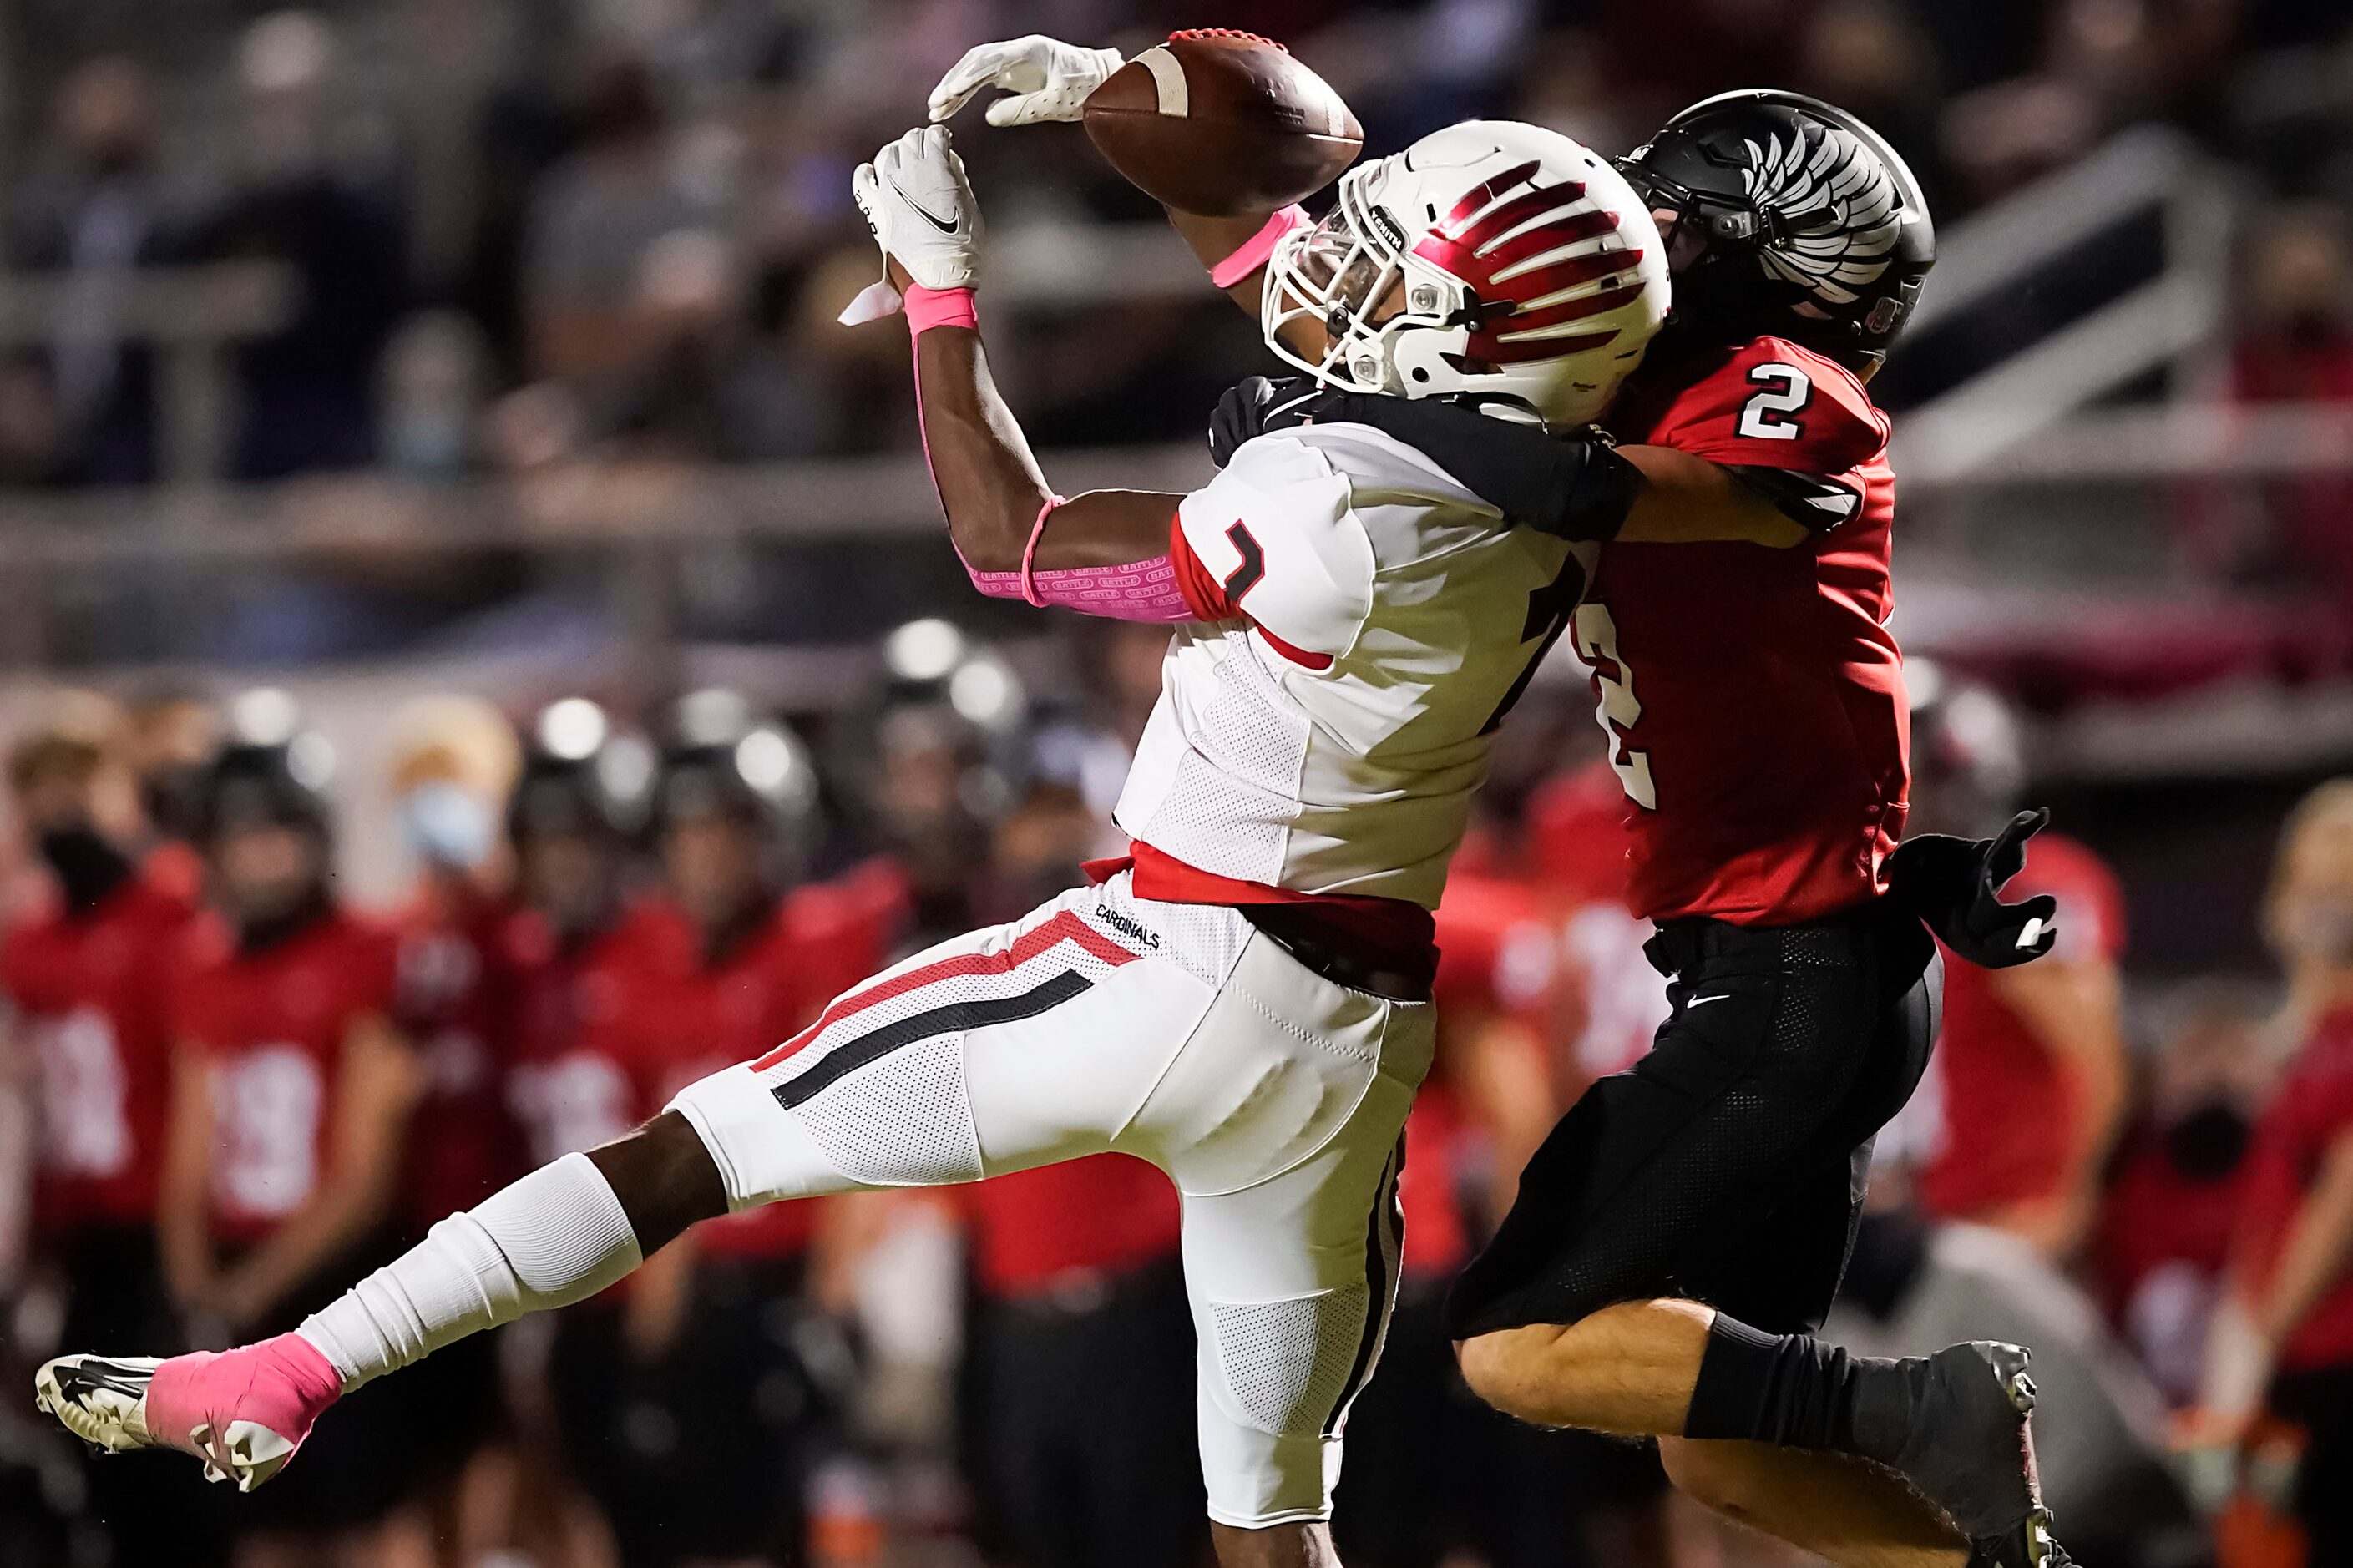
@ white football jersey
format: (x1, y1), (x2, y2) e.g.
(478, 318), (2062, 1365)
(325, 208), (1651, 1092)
(1116, 422), (1592, 910)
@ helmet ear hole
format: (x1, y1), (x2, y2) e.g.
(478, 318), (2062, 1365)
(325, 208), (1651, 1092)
(1410, 367), (1430, 382)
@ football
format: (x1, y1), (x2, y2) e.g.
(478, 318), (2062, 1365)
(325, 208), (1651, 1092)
(1082, 30), (1363, 217)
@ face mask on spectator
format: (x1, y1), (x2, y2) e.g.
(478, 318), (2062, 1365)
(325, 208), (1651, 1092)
(38, 823), (134, 913)
(2163, 1100), (2251, 1181)
(402, 781), (496, 872)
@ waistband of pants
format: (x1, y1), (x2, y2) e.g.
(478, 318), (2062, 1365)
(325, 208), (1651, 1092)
(1644, 894), (1904, 979)
(1242, 901), (1435, 1002)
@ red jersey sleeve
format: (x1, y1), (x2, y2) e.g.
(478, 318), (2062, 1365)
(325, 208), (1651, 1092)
(1642, 337), (1890, 487)
(1170, 513), (1241, 620)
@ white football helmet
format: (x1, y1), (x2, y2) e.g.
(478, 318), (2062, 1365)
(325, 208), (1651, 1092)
(1262, 121), (1669, 427)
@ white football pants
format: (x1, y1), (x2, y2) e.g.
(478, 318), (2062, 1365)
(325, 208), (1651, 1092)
(669, 870), (1433, 1527)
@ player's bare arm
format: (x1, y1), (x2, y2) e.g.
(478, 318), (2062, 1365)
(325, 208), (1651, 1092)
(1986, 951), (2128, 1256)
(851, 129), (1182, 577)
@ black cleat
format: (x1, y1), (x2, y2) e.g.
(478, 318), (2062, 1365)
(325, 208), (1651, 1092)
(1887, 1343), (2067, 1566)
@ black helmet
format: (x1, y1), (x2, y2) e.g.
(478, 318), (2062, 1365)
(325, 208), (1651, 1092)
(193, 741), (333, 843)
(509, 698), (651, 843)
(1905, 658), (2024, 839)
(192, 689), (334, 842)
(1618, 89), (1934, 373)
(650, 689), (816, 837)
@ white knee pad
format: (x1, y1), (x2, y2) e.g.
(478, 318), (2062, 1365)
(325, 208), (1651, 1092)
(1197, 1283), (1377, 1527)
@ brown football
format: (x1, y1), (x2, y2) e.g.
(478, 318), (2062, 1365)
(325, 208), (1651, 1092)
(1082, 30), (1362, 217)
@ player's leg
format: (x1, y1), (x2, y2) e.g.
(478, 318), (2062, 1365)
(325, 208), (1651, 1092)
(36, 883), (1216, 1490)
(1450, 908), (2060, 1565)
(1125, 925), (1435, 1568)
(1655, 1439), (1965, 1566)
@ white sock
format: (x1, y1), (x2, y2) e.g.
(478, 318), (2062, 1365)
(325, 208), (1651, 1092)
(296, 1152), (642, 1390)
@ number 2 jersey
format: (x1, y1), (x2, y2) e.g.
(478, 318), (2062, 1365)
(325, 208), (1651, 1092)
(1116, 421), (1590, 915)
(1585, 332), (1908, 925)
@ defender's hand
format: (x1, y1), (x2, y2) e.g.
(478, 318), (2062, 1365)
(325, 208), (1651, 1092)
(1208, 374), (1326, 467)
(1890, 807), (2061, 969)
(929, 36), (1123, 126)
(851, 126), (982, 292)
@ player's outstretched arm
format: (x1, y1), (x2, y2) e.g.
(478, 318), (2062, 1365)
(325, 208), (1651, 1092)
(925, 37), (1310, 329)
(850, 128), (1192, 599)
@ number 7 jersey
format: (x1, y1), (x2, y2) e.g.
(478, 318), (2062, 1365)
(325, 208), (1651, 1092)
(1584, 331), (1908, 925)
(1116, 421), (1591, 912)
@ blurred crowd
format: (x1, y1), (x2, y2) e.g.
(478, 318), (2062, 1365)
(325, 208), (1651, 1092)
(3, 0), (2353, 488)
(0, 614), (2350, 1568)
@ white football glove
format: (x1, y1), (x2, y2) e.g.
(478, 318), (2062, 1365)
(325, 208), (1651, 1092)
(843, 126), (984, 323)
(928, 35), (1123, 127)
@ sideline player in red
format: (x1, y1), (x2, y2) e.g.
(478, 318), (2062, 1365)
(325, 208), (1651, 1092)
(159, 714), (431, 1555)
(926, 40), (2065, 1564)
(495, 698), (675, 1564)
(1903, 665), (2128, 1260)
(592, 692), (898, 1568)
(379, 697), (528, 1567)
(3, 702), (220, 1563)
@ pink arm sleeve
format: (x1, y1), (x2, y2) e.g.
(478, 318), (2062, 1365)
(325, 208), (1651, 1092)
(963, 554), (1196, 623)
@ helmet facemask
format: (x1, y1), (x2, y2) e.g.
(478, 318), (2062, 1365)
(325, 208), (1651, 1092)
(1261, 165), (1475, 403)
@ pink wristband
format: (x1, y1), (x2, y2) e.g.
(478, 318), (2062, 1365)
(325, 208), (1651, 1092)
(904, 283), (979, 335)
(1210, 205), (1310, 289)
(1019, 495), (1067, 607)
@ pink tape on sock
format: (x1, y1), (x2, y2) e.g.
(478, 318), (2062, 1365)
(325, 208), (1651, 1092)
(145, 1333), (344, 1462)
(1211, 205), (1309, 289)
(904, 283), (979, 335)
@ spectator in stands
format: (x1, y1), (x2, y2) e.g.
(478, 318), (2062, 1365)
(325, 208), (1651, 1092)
(2097, 983), (2275, 1407)
(2230, 206), (2353, 620)
(199, 11), (410, 479)
(2206, 777), (2353, 1561)
(1, 696), (225, 1565)
(6, 55), (188, 484)
(377, 311), (490, 480)
(159, 704), (430, 1557)
(525, 49), (726, 388)
(1907, 663), (2130, 1260)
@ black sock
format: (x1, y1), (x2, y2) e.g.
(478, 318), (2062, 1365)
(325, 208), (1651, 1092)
(1683, 1314), (1925, 1464)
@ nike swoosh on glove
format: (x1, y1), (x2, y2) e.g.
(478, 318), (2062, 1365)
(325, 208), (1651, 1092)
(1208, 374), (1328, 468)
(851, 126), (983, 292)
(929, 36), (1125, 126)
(1887, 808), (2061, 969)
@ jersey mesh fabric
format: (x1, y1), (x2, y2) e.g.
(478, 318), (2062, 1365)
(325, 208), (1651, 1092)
(1211, 1286), (1370, 1433)
(792, 1035), (983, 1185)
(1116, 424), (1579, 911)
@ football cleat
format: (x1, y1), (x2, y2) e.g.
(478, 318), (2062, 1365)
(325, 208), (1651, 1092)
(1888, 1342), (2067, 1567)
(34, 1334), (342, 1493)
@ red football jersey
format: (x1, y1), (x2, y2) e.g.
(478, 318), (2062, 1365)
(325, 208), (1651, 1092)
(2236, 1004), (2353, 1373)
(1919, 834), (2125, 1221)
(501, 903), (676, 1167)
(615, 871), (901, 1259)
(1588, 334), (1907, 924)
(954, 1153), (1182, 1300)
(389, 884), (524, 1225)
(173, 909), (400, 1242)
(1, 873), (195, 1234)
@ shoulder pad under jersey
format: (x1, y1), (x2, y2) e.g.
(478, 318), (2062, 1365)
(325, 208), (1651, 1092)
(1176, 432), (1377, 661)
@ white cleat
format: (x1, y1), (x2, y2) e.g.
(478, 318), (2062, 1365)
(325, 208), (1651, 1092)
(35, 1353), (300, 1491)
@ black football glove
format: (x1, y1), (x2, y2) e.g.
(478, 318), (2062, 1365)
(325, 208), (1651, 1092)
(1208, 374), (1325, 468)
(1887, 807), (2060, 969)
(1206, 374), (1640, 542)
